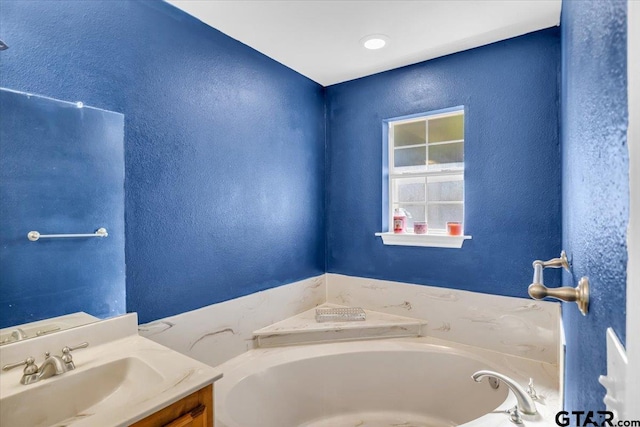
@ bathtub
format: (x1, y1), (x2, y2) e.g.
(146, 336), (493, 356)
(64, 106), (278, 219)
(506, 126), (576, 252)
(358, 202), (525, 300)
(215, 337), (560, 427)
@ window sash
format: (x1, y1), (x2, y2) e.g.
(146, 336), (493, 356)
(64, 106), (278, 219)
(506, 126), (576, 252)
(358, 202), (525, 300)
(389, 169), (463, 179)
(390, 172), (464, 230)
(388, 110), (464, 232)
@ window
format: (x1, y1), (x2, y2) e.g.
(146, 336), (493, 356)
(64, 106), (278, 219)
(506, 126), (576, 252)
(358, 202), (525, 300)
(376, 107), (471, 248)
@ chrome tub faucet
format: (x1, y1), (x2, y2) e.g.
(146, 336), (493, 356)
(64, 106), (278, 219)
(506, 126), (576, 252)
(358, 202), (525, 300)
(472, 370), (537, 424)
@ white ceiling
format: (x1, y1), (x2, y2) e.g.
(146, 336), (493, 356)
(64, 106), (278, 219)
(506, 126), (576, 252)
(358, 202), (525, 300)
(167, 0), (562, 87)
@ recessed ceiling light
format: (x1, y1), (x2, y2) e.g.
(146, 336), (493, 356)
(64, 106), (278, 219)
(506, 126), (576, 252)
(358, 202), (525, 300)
(360, 34), (389, 50)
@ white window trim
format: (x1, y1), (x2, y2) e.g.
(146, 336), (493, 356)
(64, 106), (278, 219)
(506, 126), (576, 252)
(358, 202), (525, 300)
(377, 107), (471, 248)
(375, 232), (471, 248)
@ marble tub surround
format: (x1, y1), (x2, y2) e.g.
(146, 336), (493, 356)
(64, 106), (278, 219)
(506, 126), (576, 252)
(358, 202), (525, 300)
(139, 275), (325, 367)
(139, 273), (561, 367)
(254, 303), (427, 347)
(0, 313), (223, 427)
(326, 274), (562, 365)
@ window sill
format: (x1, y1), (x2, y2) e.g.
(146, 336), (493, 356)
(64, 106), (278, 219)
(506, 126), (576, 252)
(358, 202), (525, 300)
(375, 232), (471, 248)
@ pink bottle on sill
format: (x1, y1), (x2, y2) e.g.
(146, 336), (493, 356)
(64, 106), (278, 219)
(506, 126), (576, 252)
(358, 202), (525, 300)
(393, 208), (407, 234)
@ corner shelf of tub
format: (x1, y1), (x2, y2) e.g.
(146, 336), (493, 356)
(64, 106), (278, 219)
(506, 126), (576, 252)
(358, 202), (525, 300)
(375, 232), (471, 248)
(253, 303), (427, 348)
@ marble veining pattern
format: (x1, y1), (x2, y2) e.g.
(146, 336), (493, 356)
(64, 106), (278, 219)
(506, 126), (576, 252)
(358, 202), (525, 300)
(253, 303), (426, 347)
(326, 274), (561, 365)
(140, 273), (560, 367)
(139, 275), (325, 367)
(433, 322), (451, 332)
(188, 328), (235, 351)
(137, 320), (174, 336)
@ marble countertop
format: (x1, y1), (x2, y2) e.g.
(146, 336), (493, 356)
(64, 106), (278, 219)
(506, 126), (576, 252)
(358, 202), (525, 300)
(0, 314), (223, 427)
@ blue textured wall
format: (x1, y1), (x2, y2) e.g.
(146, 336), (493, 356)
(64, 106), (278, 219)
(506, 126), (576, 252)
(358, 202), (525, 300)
(0, 0), (325, 324)
(561, 0), (628, 412)
(325, 29), (562, 298)
(0, 89), (125, 328)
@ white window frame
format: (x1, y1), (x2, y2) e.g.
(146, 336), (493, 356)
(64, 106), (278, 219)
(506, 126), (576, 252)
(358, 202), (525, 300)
(376, 107), (471, 248)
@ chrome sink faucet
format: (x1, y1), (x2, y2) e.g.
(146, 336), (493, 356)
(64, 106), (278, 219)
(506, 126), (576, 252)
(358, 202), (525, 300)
(37, 352), (69, 380)
(2, 342), (89, 385)
(472, 370), (537, 425)
(10, 328), (28, 341)
(0, 328), (28, 344)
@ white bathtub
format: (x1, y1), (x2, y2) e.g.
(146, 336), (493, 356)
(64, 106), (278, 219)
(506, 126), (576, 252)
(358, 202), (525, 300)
(215, 337), (560, 427)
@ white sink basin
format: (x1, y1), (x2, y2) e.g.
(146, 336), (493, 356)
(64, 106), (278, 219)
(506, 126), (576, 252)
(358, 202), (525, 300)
(0, 314), (222, 427)
(0, 357), (163, 427)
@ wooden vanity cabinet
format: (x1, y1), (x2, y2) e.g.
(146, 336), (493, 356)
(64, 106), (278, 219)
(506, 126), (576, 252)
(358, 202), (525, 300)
(130, 384), (214, 427)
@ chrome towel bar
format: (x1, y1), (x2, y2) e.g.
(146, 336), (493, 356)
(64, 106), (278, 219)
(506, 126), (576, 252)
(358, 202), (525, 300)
(27, 228), (108, 241)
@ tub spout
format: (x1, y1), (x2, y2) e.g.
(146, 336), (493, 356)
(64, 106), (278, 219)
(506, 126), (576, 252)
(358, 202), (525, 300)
(472, 370), (537, 416)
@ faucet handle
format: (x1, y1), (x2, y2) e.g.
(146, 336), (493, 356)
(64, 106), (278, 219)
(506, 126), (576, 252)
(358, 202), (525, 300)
(61, 342), (89, 366)
(2, 356), (38, 375)
(507, 406), (524, 425)
(527, 378), (539, 400)
(64, 342), (89, 352)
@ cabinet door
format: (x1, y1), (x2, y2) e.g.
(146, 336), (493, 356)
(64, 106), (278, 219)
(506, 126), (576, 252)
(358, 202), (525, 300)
(164, 404), (207, 427)
(130, 384), (213, 427)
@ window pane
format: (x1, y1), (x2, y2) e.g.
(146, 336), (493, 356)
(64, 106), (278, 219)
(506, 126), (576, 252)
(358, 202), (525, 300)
(394, 177), (425, 203)
(394, 121), (425, 147)
(388, 110), (466, 236)
(394, 204), (426, 229)
(394, 146), (426, 170)
(427, 203), (463, 230)
(428, 142), (463, 169)
(428, 114), (464, 143)
(427, 175), (463, 202)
